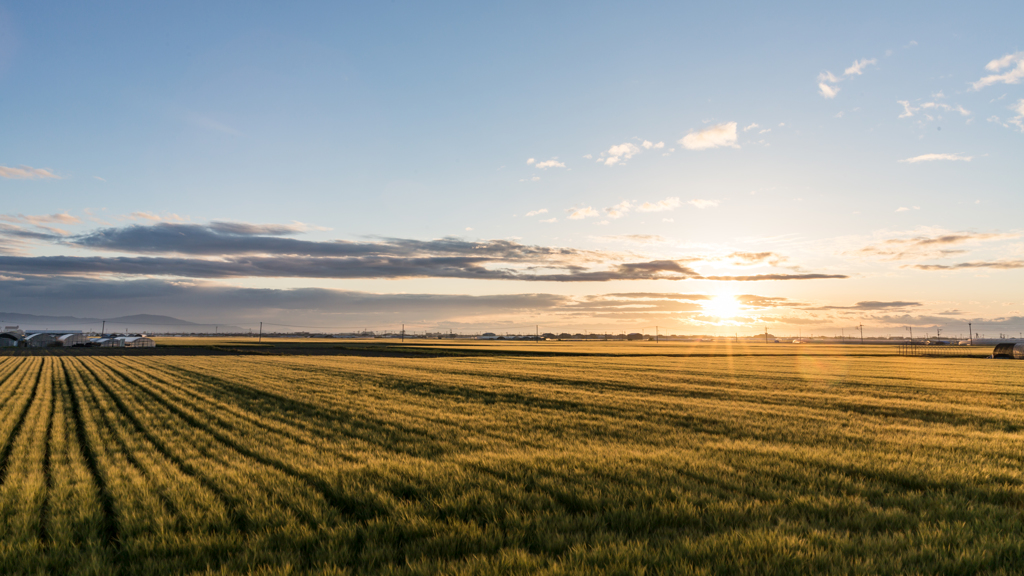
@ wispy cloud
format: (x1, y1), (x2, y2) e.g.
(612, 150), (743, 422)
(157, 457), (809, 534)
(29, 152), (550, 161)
(0, 212), (81, 226)
(526, 158), (535, 165)
(897, 100), (971, 120)
(534, 159), (565, 169)
(687, 199), (719, 209)
(595, 235), (668, 245)
(540, 218), (557, 223)
(525, 208), (548, 217)
(679, 122), (738, 150)
(743, 123), (759, 132)
(603, 201), (633, 219)
(0, 165), (61, 180)
(972, 52), (1024, 90)
(844, 58), (877, 76)
(912, 260), (1024, 270)
(123, 211), (188, 222)
(641, 140), (664, 150)
(637, 197), (682, 212)
(899, 153), (973, 163)
(568, 207), (599, 220)
(856, 230), (1018, 261)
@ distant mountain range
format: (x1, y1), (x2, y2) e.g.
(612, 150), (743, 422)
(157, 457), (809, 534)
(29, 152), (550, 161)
(0, 313), (245, 333)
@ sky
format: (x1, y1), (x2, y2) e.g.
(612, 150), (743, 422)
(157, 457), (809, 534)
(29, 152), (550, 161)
(1, 1), (1022, 336)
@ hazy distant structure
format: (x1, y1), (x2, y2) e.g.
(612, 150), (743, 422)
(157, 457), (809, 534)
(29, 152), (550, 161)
(90, 338), (123, 347)
(118, 336), (155, 348)
(57, 333), (90, 347)
(24, 333), (57, 347)
(0, 333), (19, 347)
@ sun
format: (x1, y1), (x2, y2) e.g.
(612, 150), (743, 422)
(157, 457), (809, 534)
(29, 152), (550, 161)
(702, 295), (743, 319)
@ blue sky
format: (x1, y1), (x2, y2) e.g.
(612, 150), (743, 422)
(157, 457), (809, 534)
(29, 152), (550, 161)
(1, 1), (1023, 335)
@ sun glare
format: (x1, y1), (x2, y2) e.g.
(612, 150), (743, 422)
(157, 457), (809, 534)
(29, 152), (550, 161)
(702, 295), (743, 319)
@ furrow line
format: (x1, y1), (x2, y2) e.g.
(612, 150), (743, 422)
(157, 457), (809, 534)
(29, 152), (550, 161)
(0, 359), (38, 428)
(0, 359), (43, 486)
(70, 360), (185, 523)
(75, 359), (252, 533)
(115, 358), (359, 462)
(82, 359), (326, 530)
(95, 359), (375, 522)
(59, 358), (120, 550)
(38, 359), (57, 545)
(142, 357), (443, 458)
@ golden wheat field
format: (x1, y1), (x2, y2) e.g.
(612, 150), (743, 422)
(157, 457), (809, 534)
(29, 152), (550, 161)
(0, 348), (1022, 575)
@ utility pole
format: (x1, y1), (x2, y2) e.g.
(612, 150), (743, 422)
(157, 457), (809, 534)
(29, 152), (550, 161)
(258, 322), (262, 343)
(969, 323), (972, 346)
(764, 326), (768, 344)
(536, 325), (539, 342)
(858, 323), (864, 345)
(401, 324), (405, 342)
(656, 326), (659, 343)
(101, 320), (106, 336)
(905, 326), (912, 345)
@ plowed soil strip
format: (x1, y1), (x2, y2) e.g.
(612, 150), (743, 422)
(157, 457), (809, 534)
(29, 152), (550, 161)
(60, 358), (120, 550)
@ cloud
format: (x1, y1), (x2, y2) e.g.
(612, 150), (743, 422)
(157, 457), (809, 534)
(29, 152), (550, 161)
(526, 158), (535, 165)
(897, 100), (971, 120)
(0, 221), (849, 285)
(899, 153), (973, 163)
(679, 122), (738, 150)
(911, 260), (1024, 271)
(813, 301), (922, 310)
(687, 199), (719, 209)
(525, 209), (548, 217)
(540, 218), (557, 223)
(600, 143), (641, 166)
(641, 141), (664, 150)
(0, 212), (81, 226)
(972, 52), (1024, 90)
(637, 197), (682, 212)
(534, 159), (565, 169)
(725, 251), (787, 267)
(595, 235), (667, 245)
(568, 207), (599, 220)
(844, 58), (877, 76)
(0, 165), (60, 180)
(1010, 99), (1024, 131)
(818, 71), (840, 99)
(603, 201), (632, 219)
(743, 123), (759, 132)
(856, 231), (1018, 261)
(702, 273), (846, 281)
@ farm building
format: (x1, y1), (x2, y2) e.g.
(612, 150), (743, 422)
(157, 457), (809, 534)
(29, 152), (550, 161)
(24, 333), (57, 347)
(0, 333), (19, 347)
(992, 343), (1024, 359)
(118, 336), (155, 348)
(89, 338), (123, 347)
(57, 333), (90, 347)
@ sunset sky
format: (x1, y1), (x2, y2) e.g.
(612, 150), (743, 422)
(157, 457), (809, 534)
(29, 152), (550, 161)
(1, 1), (1022, 335)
